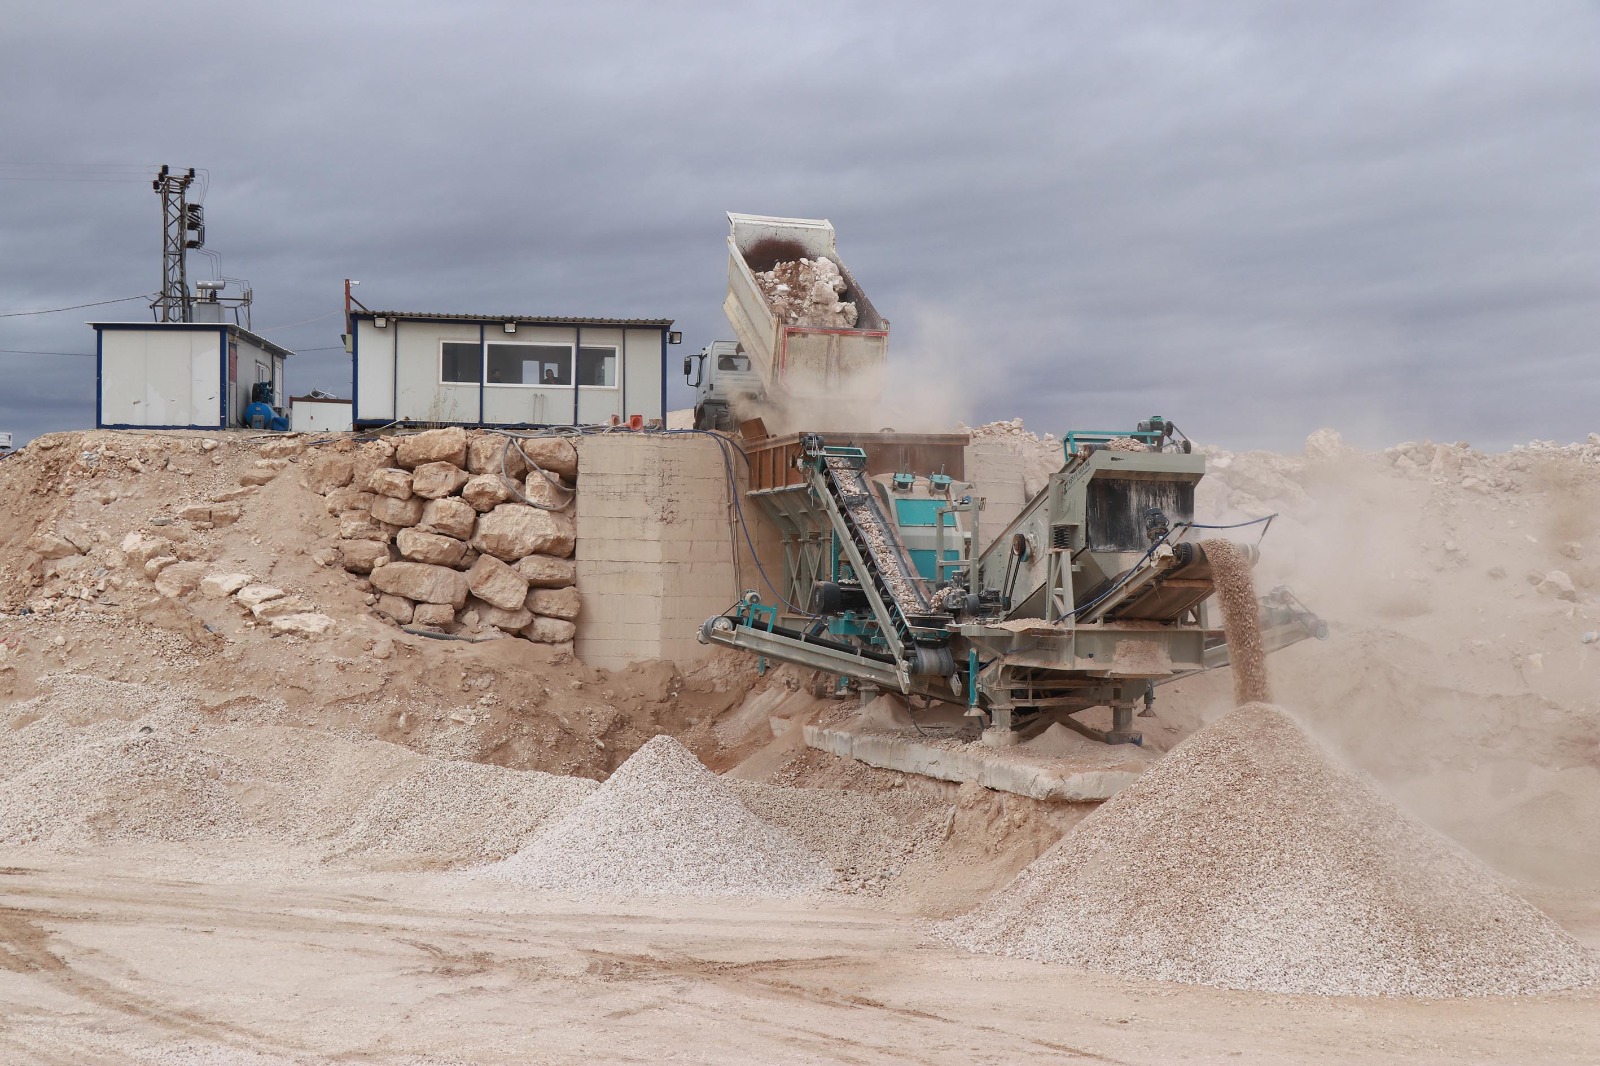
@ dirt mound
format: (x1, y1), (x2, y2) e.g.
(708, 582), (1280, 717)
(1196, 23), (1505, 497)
(941, 703), (1599, 997)
(482, 735), (833, 898)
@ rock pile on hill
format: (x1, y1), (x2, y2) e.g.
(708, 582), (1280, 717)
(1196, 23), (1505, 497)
(941, 702), (1599, 997)
(300, 427), (581, 645)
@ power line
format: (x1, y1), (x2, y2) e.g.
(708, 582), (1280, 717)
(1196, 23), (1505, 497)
(0, 349), (95, 357)
(0, 295), (152, 318)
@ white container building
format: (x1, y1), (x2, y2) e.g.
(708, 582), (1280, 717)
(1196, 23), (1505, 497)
(91, 322), (292, 429)
(348, 311), (676, 429)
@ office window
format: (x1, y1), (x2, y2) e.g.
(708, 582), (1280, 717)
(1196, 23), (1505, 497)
(441, 341), (481, 384)
(487, 343), (570, 386)
(578, 346), (617, 387)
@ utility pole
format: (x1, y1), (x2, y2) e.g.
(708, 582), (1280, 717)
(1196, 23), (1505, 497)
(152, 165), (203, 322)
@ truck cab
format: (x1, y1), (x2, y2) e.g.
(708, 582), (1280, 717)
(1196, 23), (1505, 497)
(684, 340), (764, 431)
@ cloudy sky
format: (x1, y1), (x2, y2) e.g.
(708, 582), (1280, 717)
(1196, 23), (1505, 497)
(2, 1), (1595, 450)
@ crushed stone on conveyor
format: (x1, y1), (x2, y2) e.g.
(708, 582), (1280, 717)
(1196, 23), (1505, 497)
(824, 457), (926, 612)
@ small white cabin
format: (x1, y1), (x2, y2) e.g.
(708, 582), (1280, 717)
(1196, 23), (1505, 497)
(349, 311), (676, 428)
(290, 395), (354, 433)
(91, 322), (292, 429)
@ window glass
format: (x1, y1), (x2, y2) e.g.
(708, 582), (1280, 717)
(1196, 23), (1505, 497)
(488, 343), (570, 386)
(578, 346), (617, 387)
(441, 341), (481, 383)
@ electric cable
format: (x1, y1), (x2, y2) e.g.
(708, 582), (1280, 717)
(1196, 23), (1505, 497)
(0, 294), (154, 318)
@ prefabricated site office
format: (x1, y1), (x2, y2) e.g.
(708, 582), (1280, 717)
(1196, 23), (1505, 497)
(349, 311), (674, 428)
(91, 321), (291, 430)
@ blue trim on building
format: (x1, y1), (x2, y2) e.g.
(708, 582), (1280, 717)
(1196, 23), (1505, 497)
(391, 319), (399, 424)
(350, 321), (360, 422)
(477, 323), (486, 425)
(659, 330), (668, 426)
(218, 330), (229, 428)
(94, 327), (104, 429)
(99, 423), (232, 431)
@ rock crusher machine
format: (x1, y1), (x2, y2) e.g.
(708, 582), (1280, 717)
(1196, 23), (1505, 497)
(699, 421), (1324, 746)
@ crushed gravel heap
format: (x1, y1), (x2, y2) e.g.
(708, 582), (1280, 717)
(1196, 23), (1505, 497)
(731, 780), (949, 895)
(941, 703), (1600, 997)
(482, 735), (834, 898)
(0, 674), (591, 865)
(328, 759), (598, 866)
(754, 257), (859, 328)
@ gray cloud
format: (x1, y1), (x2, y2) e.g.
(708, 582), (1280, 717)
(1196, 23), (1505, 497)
(2, 0), (1595, 449)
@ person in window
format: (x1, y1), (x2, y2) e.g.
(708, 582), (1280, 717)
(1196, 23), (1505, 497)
(490, 368), (504, 384)
(543, 367), (559, 385)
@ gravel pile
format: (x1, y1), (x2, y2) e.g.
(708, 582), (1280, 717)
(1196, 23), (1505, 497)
(482, 735), (834, 898)
(940, 702), (1600, 997)
(731, 780), (949, 894)
(329, 759), (597, 866)
(0, 727), (250, 847)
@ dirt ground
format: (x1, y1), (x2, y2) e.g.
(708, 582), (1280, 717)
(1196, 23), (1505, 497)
(2, 847), (1597, 1066)
(2, 427), (1599, 1063)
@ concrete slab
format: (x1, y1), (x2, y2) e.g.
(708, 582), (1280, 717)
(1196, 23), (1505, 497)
(802, 717), (1156, 802)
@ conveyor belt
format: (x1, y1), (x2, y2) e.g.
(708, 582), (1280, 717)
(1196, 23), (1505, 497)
(820, 455), (932, 648)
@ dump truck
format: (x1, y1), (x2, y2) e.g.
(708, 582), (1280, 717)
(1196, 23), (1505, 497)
(687, 213), (889, 431)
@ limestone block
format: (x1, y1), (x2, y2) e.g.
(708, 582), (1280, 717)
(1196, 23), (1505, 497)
(252, 595), (312, 619)
(61, 524), (97, 552)
(461, 474), (513, 512)
(176, 503), (241, 526)
(411, 461), (471, 499)
(395, 427), (468, 470)
(370, 561), (470, 608)
(144, 555), (178, 577)
(1536, 570), (1579, 602)
(412, 602), (456, 627)
(325, 487), (376, 514)
(154, 561), (207, 599)
(375, 595), (414, 624)
(236, 584), (287, 609)
(240, 459), (289, 486)
(520, 436), (578, 478)
(528, 585), (581, 621)
(522, 472), (575, 511)
(339, 511), (389, 541)
(467, 595), (533, 632)
(340, 539), (393, 574)
(301, 453), (355, 494)
(200, 572), (252, 598)
(371, 494), (425, 527)
(522, 616), (576, 643)
(516, 554), (577, 589)
(120, 532), (168, 566)
(472, 503), (576, 561)
(258, 438), (305, 459)
(466, 434), (528, 479)
(366, 467), (414, 500)
(396, 528), (467, 567)
(209, 486), (257, 504)
(30, 533), (81, 560)
(418, 497), (477, 540)
(467, 555), (529, 611)
(271, 613), (334, 637)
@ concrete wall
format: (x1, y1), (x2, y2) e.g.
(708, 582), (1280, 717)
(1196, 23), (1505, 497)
(573, 433), (741, 669)
(964, 443), (1030, 553)
(99, 328), (223, 428)
(354, 318), (664, 427)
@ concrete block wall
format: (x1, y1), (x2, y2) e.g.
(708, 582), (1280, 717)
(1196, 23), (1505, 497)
(573, 434), (741, 669)
(964, 444), (1030, 553)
